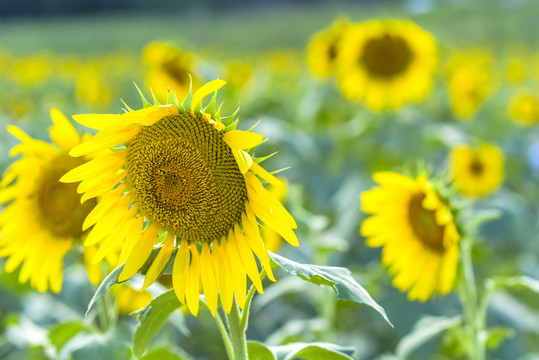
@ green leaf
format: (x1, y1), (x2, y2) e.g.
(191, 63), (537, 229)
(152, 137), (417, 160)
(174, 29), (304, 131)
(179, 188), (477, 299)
(86, 263), (125, 316)
(247, 341), (276, 360)
(485, 326), (515, 350)
(268, 251), (392, 326)
(272, 342), (355, 360)
(489, 276), (539, 294)
(133, 290), (183, 358)
(395, 315), (462, 359)
(139, 346), (193, 360)
(48, 321), (94, 353)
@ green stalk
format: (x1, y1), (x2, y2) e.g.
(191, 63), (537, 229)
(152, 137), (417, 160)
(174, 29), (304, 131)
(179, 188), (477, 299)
(216, 308), (235, 360)
(96, 290), (116, 331)
(459, 238), (485, 360)
(228, 296), (249, 360)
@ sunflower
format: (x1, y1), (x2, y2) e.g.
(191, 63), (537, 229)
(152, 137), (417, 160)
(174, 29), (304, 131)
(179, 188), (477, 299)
(446, 52), (492, 120)
(143, 42), (198, 103)
(0, 109), (97, 293)
(335, 19), (438, 111)
(450, 143), (504, 197)
(306, 17), (350, 79)
(360, 172), (460, 301)
(61, 80), (298, 316)
(509, 91), (539, 126)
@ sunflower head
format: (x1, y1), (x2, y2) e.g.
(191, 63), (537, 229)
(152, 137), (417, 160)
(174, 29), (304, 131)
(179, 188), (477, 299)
(446, 51), (493, 120)
(143, 42), (197, 103)
(306, 17), (350, 79)
(61, 79), (298, 316)
(450, 143), (504, 197)
(0, 109), (98, 293)
(336, 19), (439, 111)
(509, 91), (539, 126)
(360, 172), (460, 301)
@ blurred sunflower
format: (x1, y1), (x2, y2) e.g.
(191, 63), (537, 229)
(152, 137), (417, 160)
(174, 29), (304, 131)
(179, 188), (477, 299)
(76, 62), (112, 109)
(360, 172), (460, 301)
(111, 284), (153, 315)
(61, 80), (298, 316)
(450, 143), (504, 197)
(505, 57), (526, 85)
(509, 91), (539, 126)
(446, 52), (492, 120)
(306, 17), (350, 79)
(0, 109), (97, 293)
(11, 54), (53, 86)
(336, 19), (438, 111)
(143, 42), (198, 103)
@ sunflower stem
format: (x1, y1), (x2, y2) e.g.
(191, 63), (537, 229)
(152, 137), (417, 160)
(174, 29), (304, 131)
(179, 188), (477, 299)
(216, 307), (235, 360)
(459, 238), (484, 360)
(96, 290), (116, 332)
(241, 269), (266, 330)
(228, 296), (249, 360)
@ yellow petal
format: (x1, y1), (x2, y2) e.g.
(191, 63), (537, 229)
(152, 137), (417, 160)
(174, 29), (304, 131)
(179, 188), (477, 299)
(172, 239), (190, 304)
(49, 108), (80, 151)
(232, 224), (263, 293)
(73, 114), (123, 130)
(69, 125), (139, 157)
(242, 204), (275, 281)
(142, 235), (175, 290)
(200, 242), (218, 316)
(249, 161), (282, 187)
(60, 150), (125, 183)
(186, 243), (201, 316)
(214, 240), (233, 313)
(223, 130), (263, 150)
(232, 149), (252, 174)
(118, 214), (144, 264)
(80, 173), (126, 203)
(224, 232), (247, 309)
(119, 225), (159, 282)
(191, 79), (227, 114)
(82, 184), (126, 231)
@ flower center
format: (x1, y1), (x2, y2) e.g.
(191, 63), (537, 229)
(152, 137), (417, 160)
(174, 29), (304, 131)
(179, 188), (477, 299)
(361, 34), (412, 78)
(469, 158), (484, 176)
(408, 193), (445, 252)
(126, 113), (247, 243)
(36, 154), (95, 238)
(162, 58), (190, 86)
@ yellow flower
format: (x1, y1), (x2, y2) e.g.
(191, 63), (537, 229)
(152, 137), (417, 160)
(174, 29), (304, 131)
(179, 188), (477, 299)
(509, 91), (539, 126)
(505, 57), (526, 85)
(111, 284), (152, 315)
(446, 52), (493, 120)
(306, 17), (350, 79)
(0, 109), (97, 293)
(61, 80), (298, 316)
(360, 172), (460, 301)
(336, 19), (438, 111)
(450, 144), (504, 197)
(143, 42), (197, 103)
(11, 54), (52, 86)
(76, 62), (112, 108)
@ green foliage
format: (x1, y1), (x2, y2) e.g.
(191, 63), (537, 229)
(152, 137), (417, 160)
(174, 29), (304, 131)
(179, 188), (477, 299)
(139, 346), (193, 360)
(133, 290), (184, 359)
(86, 264), (126, 316)
(247, 341), (355, 360)
(395, 315), (462, 359)
(269, 251), (391, 326)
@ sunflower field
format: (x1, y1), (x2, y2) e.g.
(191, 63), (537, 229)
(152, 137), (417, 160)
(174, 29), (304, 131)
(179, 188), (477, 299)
(0, 1), (538, 359)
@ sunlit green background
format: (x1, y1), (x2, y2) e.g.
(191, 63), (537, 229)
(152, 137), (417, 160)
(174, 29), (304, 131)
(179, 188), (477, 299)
(1, 1), (538, 359)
